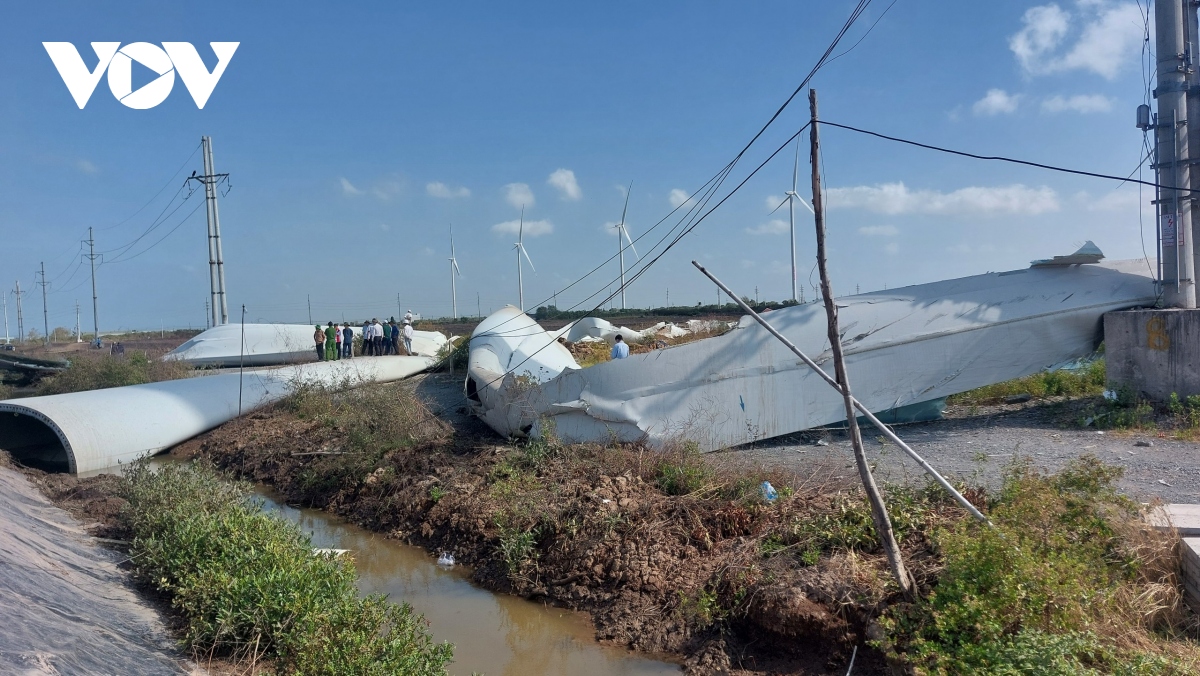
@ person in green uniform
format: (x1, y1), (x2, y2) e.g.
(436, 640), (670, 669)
(325, 322), (338, 361)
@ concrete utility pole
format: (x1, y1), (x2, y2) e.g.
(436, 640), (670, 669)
(84, 228), (100, 344)
(13, 281), (25, 343)
(74, 300), (81, 342)
(2, 292), (10, 343)
(307, 294), (312, 325)
(189, 136), (230, 326)
(1156, 0), (1197, 307)
(810, 89), (913, 598)
(36, 262), (49, 345)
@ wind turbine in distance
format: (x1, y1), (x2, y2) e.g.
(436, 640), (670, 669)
(770, 138), (815, 303)
(448, 223), (461, 319)
(613, 181), (639, 310)
(513, 206), (536, 312)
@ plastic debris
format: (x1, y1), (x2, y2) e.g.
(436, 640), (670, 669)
(437, 552), (455, 567)
(1159, 479), (1173, 487)
(760, 481), (778, 502)
(1103, 389), (1118, 401)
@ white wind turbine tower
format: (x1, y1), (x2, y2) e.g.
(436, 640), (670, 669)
(513, 207), (536, 312)
(448, 223), (462, 319)
(612, 181), (639, 309)
(770, 138), (815, 303)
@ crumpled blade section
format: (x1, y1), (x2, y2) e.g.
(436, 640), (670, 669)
(467, 260), (1155, 451)
(0, 466), (188, 675)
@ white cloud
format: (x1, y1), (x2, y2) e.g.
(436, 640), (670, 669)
(492, 219), (554, 237)
(1041, 93), (1113, 113)
(858, 224), (899, 236)
(1009, 2), (1143, 79)
(746, 219), (789, 235)
(547, 169), (581, 201)
(973, 89), (1020, 116)
(669, 188), (692, 208)
(426, 181), (470, 198)
(884, 242), (900, 255)
(370, 176), (404, 201)
(1009, 4), (1070, 73)
(504, 183), (535, 209)
(340, 177), (364, 196)
(1074, 189), (1147, 212)
(826, 182), (1060, 216)
(75, 159), (98, 174)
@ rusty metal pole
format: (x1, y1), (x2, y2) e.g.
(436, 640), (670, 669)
(809, 89), (913, 598)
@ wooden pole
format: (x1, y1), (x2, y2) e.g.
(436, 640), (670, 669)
(809, 88), (913, 598)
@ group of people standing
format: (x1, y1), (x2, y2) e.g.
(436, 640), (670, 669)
(313, 311), (416, 361)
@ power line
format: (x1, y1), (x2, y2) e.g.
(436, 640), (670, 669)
(97, 142), (202, 232)
(819, 119), (1185, 191)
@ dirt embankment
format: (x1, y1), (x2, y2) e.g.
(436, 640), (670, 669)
(166, 389), (965, 675)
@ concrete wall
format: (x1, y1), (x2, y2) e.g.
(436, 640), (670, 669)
(1105, 309), (1200, 401)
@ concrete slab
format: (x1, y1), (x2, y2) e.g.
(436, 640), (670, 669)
(1146, 503), (1200, 536)
(1183, 538), (1200, 613)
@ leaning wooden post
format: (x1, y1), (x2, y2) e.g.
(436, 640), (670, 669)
(809, 88), (913, 598)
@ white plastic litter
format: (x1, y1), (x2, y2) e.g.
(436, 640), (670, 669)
(437, 552), (455, 566)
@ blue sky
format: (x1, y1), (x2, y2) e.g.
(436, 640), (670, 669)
(0, 1), (1158, 332)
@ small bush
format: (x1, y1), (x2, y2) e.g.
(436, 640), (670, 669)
(120, 461), (453, 674)
(949, 360), (1106, 406)
(885, 456), (1197, 675)
(36, 351), (192, 395)
(654, 442), (712, 496)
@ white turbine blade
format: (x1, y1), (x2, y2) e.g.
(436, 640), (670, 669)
(453, 258), (461, 276)
(768, 196), (790, 215)
(518, 244), (537, 273)
(622, 226), (640, 261)
(792, 137), (800, 192)
(795, 194), (816, 215)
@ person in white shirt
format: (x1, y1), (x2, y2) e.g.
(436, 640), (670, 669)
(611, 334), (630, 359)
(372, 319), (385, 356)
(404, 309), (413, 324)
(402, 320), (415, 355)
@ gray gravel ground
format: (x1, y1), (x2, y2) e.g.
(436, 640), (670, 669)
(712, 401), (1200, 504)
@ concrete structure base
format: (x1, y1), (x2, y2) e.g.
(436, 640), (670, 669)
(1105, 309), (1200, 402)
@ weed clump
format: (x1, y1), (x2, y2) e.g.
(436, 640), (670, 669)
(949, 360), (1106, 406)
(884, 456), (1198, 675)
(120, 461), (453, 674)
(654, 441), (712, 495)
(36, 351), (192, 395)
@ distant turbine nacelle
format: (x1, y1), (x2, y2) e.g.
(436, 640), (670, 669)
(43, 42), (239, 109)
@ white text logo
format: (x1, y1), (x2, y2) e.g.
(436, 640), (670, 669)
(43, 42), (239, 109)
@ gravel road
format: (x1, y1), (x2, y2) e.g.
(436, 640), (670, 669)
(713, 401), (1200, 504)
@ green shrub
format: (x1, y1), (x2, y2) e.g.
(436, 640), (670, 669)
(120, 462), (453, 674)
(885, 457), (1195, 675)
(36, 351), (192, 395)
(654, 442), (712, 496)
(949, 360), (1106, 406)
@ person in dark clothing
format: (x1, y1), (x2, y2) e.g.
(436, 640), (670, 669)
(342, 324), (354, 358)
(390, 320), (400, 356)
(314, 325), (326, 361)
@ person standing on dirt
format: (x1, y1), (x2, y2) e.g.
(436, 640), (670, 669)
(333, 323), (342, 360)
(362, 320), (373, 356)
(402, 320), (414, 355)
(372, 318), (385, 356)
(325, 322), (338, 361)
(314, 325), (326, 361)
(611, 334), (629, 360)
(342, 323), (354, 358)
(390, 320), (401, 355)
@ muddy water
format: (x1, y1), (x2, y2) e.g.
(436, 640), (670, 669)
(256, 490), (679, 676)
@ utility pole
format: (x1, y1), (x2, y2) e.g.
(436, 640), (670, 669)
(477, 292), (481, 319)
(397, 293), (402, 321)
(13, 281), (25, 343)
(188, 136), (231, 325)
(1187, 0), (1200, 296)
(74, 300), (81, 342)
(307, 294), (312, 325)
(666, 287), (669, 307)
(810, 89), (912, 598)
(36, 262), (49, 345)
(2, 293), (10, 344)
(84, 227), (100, 345)
(1156, 0), (1197, 307)
(205, 298), (210, 329)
